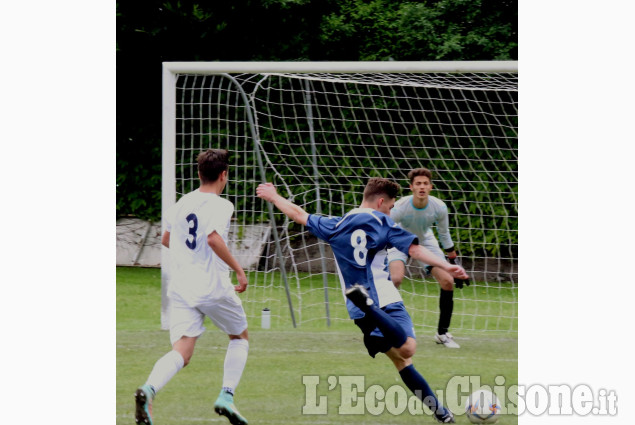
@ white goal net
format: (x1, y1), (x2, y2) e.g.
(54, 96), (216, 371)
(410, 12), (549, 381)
(162, 62), (518, 334)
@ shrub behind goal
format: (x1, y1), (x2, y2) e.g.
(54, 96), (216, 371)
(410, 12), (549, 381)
(162, 61), (518, 333)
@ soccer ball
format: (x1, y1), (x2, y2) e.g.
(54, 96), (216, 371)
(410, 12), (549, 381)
(465, 389), (501, 424)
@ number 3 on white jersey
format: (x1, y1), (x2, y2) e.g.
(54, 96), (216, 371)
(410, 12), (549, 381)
(350, 229), (368, 266)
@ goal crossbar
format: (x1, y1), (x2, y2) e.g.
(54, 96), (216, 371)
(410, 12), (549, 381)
(163, 60), (518, 75)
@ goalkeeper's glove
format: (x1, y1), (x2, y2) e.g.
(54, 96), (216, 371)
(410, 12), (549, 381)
(447, 256), (470, 289)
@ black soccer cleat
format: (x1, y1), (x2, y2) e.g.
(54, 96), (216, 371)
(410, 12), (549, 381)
(134, 385), (154, 425)
(345, 284), (374, 311)
(434, 407), (456, 423)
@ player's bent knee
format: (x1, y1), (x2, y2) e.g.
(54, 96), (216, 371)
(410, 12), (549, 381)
(431, 268), (454, 291)
(386, 346), (414, 370)
(398, 337), (417, 359)
(177, 350), (193, 367)
(439, 277), (454, 291)
(173, 336), (197, 366)
(179, 348), (194, 367)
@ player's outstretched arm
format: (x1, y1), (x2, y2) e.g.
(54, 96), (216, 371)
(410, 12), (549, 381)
(408, 244), (469, 280)
(256, 183), (309, 226)
(208, 231), (248, 293)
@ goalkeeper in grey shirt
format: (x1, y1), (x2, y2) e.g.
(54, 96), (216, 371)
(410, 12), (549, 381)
(388, 168), (469, 348)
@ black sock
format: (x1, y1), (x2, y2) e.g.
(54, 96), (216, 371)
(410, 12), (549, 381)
(399, 364), (441, 412)
(362, 304), (408, 349)
(437, 289), (453, 335)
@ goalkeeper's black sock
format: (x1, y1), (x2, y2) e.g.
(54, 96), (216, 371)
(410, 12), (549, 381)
(399, 364), (441, 412)
(362, 304), (408, 349)
(437, 289), (454, 335)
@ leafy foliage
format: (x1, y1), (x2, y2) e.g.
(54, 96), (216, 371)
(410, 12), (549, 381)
(116, 1), (517, 224)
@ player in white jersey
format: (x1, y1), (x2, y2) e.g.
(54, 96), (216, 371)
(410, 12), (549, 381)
(135, 149), (249, 425)
(257, 178), (468, 423)
(388, 167), (469, 349)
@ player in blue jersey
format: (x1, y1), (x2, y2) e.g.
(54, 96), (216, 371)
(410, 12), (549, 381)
(388, 167), (469, 349)
(257, 178), (469, 423)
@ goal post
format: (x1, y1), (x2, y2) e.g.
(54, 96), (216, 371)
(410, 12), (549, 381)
(161, 61), (518, 333)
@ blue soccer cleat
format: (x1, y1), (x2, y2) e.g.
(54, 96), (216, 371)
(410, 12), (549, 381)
(134, 385), (155, 425)
(214, 390), (248, 425)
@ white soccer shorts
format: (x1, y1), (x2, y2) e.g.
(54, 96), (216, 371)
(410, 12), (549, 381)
(387, 230), (445, 272)
(168, 291), (248, 345)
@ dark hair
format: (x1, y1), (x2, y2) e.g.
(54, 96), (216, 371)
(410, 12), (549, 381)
(407, 168), (433, 183)
(363, 177), (400, 201)
(197, 149), (229, 183)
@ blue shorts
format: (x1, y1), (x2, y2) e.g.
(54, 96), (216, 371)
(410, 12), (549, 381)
(354, 302), (416, 358)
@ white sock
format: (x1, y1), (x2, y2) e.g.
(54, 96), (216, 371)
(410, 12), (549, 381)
(222, 339), (249, 395)
(146, 350), (185, 395)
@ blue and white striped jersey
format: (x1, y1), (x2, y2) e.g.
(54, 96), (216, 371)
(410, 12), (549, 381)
(306, 208), (417, 319)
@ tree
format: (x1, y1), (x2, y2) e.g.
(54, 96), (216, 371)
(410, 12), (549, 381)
(116, 0), (517, 219)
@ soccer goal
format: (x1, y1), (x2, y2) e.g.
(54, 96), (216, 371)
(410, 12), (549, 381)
(162, 61), (518, 334)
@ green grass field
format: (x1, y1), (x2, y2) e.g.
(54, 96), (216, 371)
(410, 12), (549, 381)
(117, 266), (517, 424)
